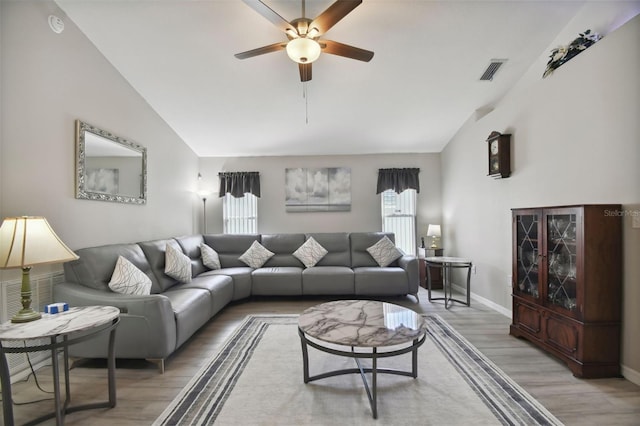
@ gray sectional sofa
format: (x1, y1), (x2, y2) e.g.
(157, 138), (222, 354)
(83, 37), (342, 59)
(54, 232), (419, 372)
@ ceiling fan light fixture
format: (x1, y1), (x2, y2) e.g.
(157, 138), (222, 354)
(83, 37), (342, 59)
(286, 38), (321, 64)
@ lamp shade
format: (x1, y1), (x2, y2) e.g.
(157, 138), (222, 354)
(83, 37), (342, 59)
(286, 38), (321, 64)
(427, 224), (441, 238)
(0, 216), (78, 269)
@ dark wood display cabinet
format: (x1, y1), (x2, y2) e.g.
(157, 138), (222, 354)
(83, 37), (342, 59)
(510, 204), (622, 378)
(419, 248), (443, 289)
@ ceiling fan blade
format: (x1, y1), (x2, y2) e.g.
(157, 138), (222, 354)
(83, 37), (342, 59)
(310, 0), (362, 35)
(320, 39), (374, 62)
(299, 63), (312, 82)
(241, 0), (297, 34)
(234, 42), (287, 60)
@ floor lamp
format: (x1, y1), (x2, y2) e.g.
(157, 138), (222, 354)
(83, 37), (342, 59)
(202, 196), (207, 234)
(197, 191), (209, 234)
(0, 216), (78, 323)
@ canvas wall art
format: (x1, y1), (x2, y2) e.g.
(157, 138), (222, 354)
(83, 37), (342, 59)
(285, 167), (351, 212)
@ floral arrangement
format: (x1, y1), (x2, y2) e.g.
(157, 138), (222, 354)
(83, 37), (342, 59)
(543, 29), (602, 78)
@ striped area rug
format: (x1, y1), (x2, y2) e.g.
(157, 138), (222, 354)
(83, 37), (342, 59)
(154, 314), (562, 426)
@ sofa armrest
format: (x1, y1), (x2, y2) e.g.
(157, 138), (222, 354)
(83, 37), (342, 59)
(54, 282), (172, 316)
(53, 282), (177, 359)
(397, 255), (420, 294)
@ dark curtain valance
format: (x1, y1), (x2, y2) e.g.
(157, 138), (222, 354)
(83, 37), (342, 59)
(218, 171), (261, 198)
(376, 168), (420, 194)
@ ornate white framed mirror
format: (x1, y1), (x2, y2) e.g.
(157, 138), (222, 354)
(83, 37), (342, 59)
(75, 120), (147, 204)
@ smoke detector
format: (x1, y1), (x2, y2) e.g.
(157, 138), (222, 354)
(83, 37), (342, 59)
(48, 15), (65, 34)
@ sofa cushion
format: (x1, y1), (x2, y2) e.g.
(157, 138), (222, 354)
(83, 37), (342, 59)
(63, 243), (158, 292)
(302, 266), (354, 295)
(366, 236), (403, 267)
(204, 234), (260, 268)
(239, 241), (275, 269)
(200, 243), (221, 270)
(108, 256), (152, 295)
(306, 233), (351, 267)
(200, 267), (253, 301)
(261, 233), (305, 267)
(354, 266), (409, 295)
(251, 267), (302, 295)
(176, 274), (234, 317)
(175, 235), (208, 276)
(350, 232), (398, 268)
(162, 287), (212, 349)
(293, 236), (328, 268)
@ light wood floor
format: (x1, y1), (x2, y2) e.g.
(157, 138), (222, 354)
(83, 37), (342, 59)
(5, 287), (640, 425)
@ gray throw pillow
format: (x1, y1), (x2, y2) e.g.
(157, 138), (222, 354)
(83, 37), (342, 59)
(165, 244), (192, 283)
(366, 236), (403, 267)
(109, 256), (152, 295)
(293, 237), (328, 268)
(200, 243), (221, 270)
(239, 240), (274, 269)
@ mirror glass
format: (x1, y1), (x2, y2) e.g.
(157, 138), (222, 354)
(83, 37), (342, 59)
(75, 120), (147, 204)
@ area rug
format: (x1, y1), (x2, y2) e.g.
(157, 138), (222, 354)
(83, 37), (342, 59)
(154, 315), (562, 426)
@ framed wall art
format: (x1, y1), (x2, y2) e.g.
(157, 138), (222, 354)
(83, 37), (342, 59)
(285, 167), (351, 212)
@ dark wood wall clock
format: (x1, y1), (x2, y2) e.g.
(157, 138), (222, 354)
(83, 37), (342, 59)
(487, 131), (511, 178)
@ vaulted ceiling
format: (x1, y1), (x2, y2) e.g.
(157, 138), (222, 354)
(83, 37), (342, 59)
(56, 0), (587, 157)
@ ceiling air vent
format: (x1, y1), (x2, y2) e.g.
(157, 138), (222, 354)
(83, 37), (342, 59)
(480, 59), (507, 81)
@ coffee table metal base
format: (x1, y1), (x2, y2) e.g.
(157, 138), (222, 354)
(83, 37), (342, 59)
(298, 328), (426, 419)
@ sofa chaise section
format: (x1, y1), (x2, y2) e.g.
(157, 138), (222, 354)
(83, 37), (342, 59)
(350, 232), (419, 297)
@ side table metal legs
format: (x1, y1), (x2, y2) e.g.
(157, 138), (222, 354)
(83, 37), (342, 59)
(427, 260), (472, 309)
(0, 318), (118, 426)
(0, 343), (14, 426)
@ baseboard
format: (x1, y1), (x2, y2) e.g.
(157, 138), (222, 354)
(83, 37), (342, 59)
(451, 283), (511, 318)
(621, 364), (640, 386)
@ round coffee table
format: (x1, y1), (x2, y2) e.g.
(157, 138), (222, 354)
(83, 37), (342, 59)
(298, 300), (427, 419)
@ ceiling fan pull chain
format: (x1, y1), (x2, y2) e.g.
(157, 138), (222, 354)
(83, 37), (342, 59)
(304, 82), (309, 124)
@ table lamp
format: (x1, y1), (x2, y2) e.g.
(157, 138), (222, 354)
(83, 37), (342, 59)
(0, 216), (78, 323)
(427, 224), (441, 249)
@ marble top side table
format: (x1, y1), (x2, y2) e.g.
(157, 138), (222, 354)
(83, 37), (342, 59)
(0, 306), (120, 426)
(426, 256), (473, 309)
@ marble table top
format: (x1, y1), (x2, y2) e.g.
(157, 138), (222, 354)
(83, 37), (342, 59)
(426, 256), (472, 264)
(298, 300), (426, 348)
(0, 306), (119, 341)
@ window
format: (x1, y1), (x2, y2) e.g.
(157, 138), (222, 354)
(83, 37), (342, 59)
(218, 171), (260, 234)
(223, 193), (257, 234)
(381, 189), (416, 255)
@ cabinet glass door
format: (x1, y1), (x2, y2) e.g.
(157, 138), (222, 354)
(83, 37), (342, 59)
(546, 213), (578, 311)
(515, 213), (540, 298)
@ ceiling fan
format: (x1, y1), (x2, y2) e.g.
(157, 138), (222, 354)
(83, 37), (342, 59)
(235, 0), (374, 82)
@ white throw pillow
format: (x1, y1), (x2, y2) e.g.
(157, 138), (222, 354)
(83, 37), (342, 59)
(165, 244), (192, 283)
(293, 237), (328, 268)
(200, 243), (221, 270)
(239, 240), (274, 269)
(109, 256), (152, 295)
(366, 236), (403, 267)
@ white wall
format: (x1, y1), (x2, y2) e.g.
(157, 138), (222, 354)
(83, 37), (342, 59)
(0, 1), (199, 281)
(199, 153), (441, 239)
(441, 12), (640, 376)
